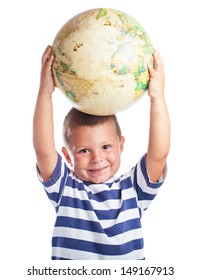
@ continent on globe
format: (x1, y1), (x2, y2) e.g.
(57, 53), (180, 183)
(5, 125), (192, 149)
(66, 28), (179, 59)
(52, 8), (154, 115)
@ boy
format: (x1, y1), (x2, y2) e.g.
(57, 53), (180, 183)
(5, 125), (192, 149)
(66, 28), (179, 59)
(33, 45), (170, 260)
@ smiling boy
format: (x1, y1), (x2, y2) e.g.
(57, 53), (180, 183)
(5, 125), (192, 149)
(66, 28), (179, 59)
(33, 46), (170, 260)
(62, 111), (124, 184)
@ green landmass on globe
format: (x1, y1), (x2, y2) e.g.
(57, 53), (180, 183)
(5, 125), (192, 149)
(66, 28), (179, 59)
(52, 8), (154, 115)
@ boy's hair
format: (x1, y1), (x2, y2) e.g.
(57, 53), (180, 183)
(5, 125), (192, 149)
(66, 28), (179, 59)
(63, 108), (122, 147)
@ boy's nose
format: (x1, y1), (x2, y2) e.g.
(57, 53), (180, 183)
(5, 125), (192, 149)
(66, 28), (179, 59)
(90, 151), (103, 164)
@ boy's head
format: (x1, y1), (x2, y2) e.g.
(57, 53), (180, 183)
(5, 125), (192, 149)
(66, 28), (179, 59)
(62, 108), (125, 183)
(63, 108), (122, 147)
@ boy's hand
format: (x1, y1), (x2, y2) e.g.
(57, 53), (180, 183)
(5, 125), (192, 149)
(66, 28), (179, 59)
(146, 51), (170, 182)
(33, 45), (58, 181)
(147, 52), (165, 100)
(39, 45), (55, 95)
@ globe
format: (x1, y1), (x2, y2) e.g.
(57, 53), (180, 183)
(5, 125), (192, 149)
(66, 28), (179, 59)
(52, 8), (154, 115)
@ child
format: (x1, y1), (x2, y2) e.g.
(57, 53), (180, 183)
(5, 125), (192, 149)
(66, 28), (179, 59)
(33, 45), (170, 260)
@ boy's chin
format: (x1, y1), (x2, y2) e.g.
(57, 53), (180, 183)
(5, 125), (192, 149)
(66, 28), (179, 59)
(82, 174), (111, 184)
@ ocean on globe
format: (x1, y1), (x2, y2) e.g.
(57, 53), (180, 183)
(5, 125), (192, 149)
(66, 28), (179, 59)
(52, 8), (154, 115)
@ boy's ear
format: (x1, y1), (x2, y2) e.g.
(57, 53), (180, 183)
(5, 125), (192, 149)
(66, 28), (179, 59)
(120, 136), (125, 152)
(62, 147), (72, 165)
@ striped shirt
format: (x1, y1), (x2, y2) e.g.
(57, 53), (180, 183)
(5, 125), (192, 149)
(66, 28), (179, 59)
(37, 153), (166, 260)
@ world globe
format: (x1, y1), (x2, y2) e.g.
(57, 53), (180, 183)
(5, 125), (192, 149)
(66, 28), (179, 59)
(52, 8), (154, 115)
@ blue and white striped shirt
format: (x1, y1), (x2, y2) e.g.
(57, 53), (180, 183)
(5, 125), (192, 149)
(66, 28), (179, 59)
(38, 153), (166, 260)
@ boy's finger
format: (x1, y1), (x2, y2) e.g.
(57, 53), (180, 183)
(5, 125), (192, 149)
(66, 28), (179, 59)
(147, 62), (155, 76)
(41, 45), (52, 65)
(153, 52), (163, 71)
(46, 55), (54, 69)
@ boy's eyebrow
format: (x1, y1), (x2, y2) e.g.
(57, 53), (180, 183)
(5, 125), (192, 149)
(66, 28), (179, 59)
(71, 139), (116, 148)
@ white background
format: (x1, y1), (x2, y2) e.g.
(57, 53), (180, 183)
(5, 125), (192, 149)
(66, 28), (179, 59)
(1, 0), (200, 278)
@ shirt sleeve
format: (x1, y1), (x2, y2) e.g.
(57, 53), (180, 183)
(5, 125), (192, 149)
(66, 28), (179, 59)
(133, 153), (167, 212)
(36, 153), (69, 208)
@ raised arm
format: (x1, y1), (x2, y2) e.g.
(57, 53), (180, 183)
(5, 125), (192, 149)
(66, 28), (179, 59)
(33, 46), (58, 181)
(146, 52), (170, 182)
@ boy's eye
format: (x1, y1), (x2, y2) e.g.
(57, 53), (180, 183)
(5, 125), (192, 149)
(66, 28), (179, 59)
(102, 145), (111, 150)
(80, 149), (89, 153)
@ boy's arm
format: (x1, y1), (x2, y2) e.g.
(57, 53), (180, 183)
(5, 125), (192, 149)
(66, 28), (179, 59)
(33, 46), (58, 181)
(146, 52), (170, 182)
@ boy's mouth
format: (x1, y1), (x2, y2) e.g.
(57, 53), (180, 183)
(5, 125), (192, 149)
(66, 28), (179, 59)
(88, 166), (108, 174)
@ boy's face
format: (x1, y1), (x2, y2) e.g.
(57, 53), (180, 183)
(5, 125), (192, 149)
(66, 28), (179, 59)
(63, 122), (125, 184)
